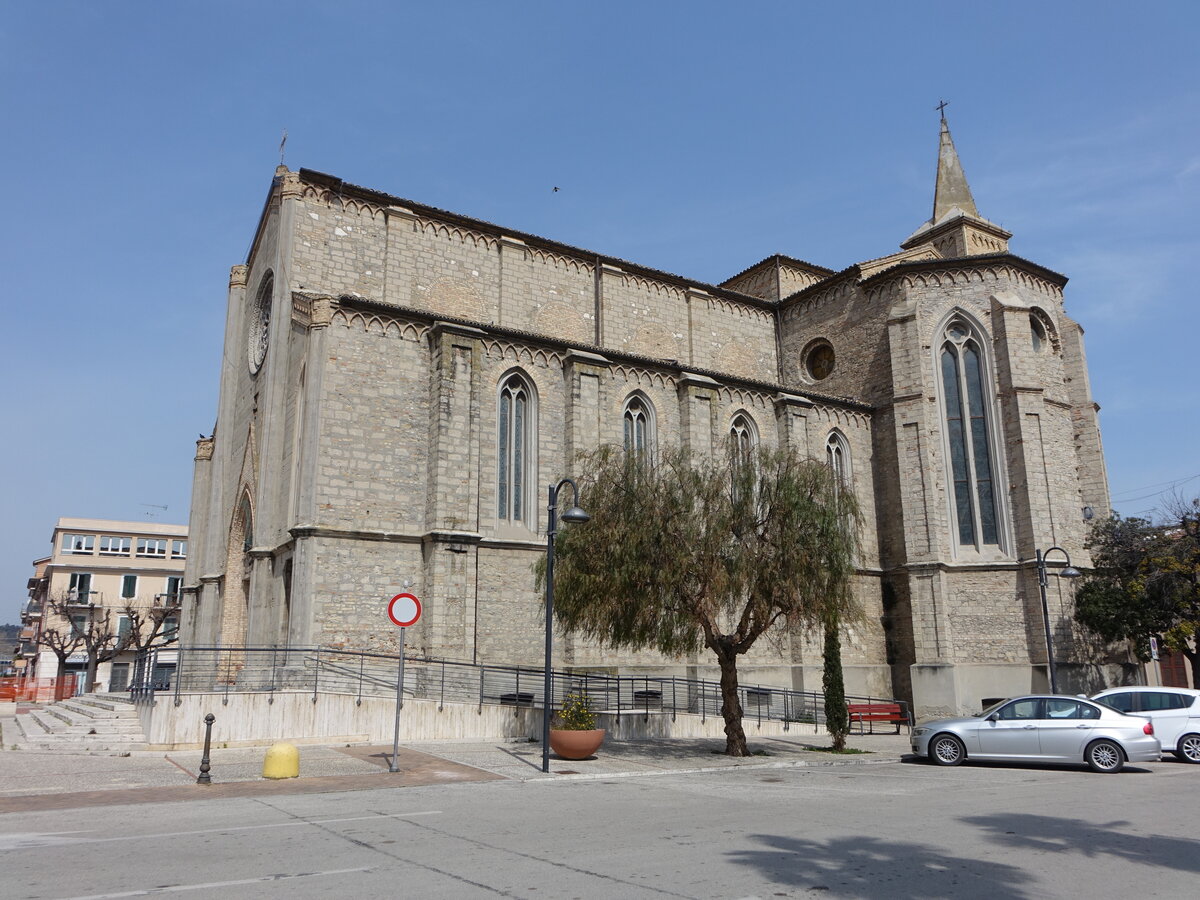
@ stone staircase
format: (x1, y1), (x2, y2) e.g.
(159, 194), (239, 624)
(10, 693), (149, 753)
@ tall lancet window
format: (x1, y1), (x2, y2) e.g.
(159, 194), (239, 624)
(939, 319), (999, 548)
(498, 373), (534, 524)
(826, 430), (850, 496)
(729, 413), (758, 461)
(623, 395), (653, 455)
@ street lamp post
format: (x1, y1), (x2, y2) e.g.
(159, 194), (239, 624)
(1036, 546), (1082, 694)
(542, 477), (590, 774)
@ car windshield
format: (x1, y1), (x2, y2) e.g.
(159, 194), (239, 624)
(979, 699), (1010, 716)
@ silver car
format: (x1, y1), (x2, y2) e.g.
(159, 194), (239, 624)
(911, 694), (1161, 773)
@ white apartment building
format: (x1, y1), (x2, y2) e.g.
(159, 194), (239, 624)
(21, 517), (187, 692)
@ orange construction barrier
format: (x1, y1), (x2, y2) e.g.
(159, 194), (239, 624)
(0, 675), (78, 702)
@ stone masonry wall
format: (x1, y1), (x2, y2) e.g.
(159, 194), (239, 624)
(188, 167), (1113, 719)
(289, 296), (884, 672)
(286, 175), (780, 385)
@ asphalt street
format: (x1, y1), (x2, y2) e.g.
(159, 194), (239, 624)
(1, 756), (1196, 899)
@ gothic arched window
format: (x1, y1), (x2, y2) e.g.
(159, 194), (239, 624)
(237, 493), (254, 554)
(623, 395), (654, 454)
(498, 373), (535, 524)
(826, 430), (851, 494)
(939, 319), (1000, 549)
(729, 413), (758, 460)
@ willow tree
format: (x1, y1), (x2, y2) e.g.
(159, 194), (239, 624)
(545, 443), (860, 756)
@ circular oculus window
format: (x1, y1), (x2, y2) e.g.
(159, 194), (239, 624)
(805, 342), (835, 381)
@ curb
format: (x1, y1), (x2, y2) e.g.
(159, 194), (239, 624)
(520, 752), (908, 783)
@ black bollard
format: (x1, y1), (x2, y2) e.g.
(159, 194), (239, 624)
(197, 713), (215, 785)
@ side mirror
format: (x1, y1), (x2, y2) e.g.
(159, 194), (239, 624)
(985, 713), (999, 723)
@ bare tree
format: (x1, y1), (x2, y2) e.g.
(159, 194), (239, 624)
(33, 598), (85, 698)
(37, 593), (133, 694)
(122, 599), (180, 653)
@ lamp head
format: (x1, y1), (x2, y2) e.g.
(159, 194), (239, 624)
(561, 505), (590, 525)
(1059, 566), (1082, 579)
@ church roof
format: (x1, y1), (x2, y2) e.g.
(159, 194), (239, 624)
(290, 168), (782, 314)
(720, 254), (836, 288)
(777, 251), (1068, 308)
(861, 251), (1068, 288)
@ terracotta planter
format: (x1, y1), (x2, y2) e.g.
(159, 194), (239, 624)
(549, 728), (606, 760)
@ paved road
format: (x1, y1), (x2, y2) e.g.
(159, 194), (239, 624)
(2, 757), (1196, 899)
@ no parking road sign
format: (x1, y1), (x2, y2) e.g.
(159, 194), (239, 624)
(386, 591), (421, 774)
(388, 592), (422, 628)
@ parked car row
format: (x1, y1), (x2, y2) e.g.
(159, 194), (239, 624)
(910, 687), (1200, 773)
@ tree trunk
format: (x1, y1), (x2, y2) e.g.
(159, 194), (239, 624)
(1186, 629), (1199, 690)
(716, 647), (750, 756)
(54, 657), (69, 701)
(85, 655), (99, 694)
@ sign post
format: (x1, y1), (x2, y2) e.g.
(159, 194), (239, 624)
(386, 592), (421, 773)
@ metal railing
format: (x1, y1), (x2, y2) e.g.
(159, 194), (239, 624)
(145, 645), (908, 729)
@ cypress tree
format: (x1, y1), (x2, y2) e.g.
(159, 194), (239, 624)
(823, 612), (849, 752)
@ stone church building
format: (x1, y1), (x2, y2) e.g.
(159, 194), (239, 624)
(182, 118), (1114, 717)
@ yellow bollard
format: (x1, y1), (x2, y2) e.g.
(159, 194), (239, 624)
(262, 742), (300, 779)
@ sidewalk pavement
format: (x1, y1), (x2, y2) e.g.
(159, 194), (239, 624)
(0, 714), (912, 812)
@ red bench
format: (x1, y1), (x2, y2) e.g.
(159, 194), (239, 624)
(847, 702), (910, 734)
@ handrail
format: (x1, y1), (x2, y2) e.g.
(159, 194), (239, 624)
(137, 645), (910, 729)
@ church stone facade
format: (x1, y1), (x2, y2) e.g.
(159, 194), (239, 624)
(183, 119), (1114, 718)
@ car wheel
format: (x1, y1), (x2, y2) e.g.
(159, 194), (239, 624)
(1085, 739), (1125, 773)
(930, 733), (965, 766)
(1176, 733), (1200, 764)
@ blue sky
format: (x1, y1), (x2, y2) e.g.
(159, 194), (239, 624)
(2, 2), (1197, 616)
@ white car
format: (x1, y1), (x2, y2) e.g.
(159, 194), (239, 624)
(1091, 687), (1200, 763)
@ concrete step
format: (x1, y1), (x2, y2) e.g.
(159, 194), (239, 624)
(25, 709), (63, 735)
(44, 705), (84, 727)
(73, 695), (136, 713)
(14, 740), (145, 754)
(11, 732), (148, 752)
(54, 700), (100, 720)
(45, 705), (140, 733)
(13, 712), (53, 741)
(9, 697), (150, 751)
(53, 725), (144, 737)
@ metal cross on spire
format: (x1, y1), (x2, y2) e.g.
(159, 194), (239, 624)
(936, 99), (949, 120)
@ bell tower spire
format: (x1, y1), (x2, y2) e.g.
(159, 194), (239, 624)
(901, 104), (1011, 258)
(932, 108), (979, 221)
